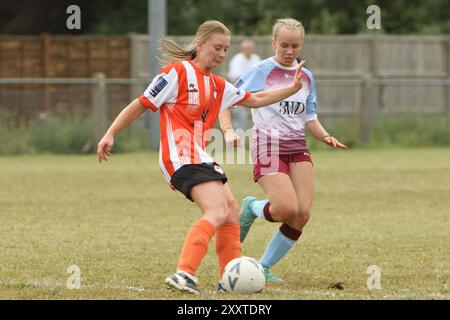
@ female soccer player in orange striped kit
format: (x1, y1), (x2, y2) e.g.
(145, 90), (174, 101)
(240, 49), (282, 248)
(97, 20), (305, 294)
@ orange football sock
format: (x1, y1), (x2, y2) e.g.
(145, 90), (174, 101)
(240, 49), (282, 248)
(215, 223), (241, 279)
(176, 219), (215, 277)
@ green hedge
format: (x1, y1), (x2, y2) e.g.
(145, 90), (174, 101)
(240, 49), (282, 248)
(0, 114), (148, 155)
(307, 115), (450, 150)
(1, 114), (449, 155)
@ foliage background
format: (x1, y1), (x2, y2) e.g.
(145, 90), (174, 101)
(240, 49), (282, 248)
(0, 0), (449, 35)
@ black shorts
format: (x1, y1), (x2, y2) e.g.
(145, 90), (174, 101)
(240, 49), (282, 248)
(170, 163), (228, 201)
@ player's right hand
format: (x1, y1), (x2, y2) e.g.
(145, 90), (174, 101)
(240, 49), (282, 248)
(97, 133), (114, 163)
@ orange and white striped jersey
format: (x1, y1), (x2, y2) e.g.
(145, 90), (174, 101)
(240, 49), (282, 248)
(139, 60), (250, 182)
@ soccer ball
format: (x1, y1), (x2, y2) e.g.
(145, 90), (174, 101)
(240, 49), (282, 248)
(220, 256), (266, 294)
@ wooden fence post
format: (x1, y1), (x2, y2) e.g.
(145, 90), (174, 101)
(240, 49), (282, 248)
(447, 36), (450, 138)
(92, 73), (107, 145)
(41, 33), (51, 113)
(360, 73), (373, 143)
(359, 34), (380, 144)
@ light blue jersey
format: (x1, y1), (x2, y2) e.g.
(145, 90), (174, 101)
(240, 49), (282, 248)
(236, 57), (318, 155)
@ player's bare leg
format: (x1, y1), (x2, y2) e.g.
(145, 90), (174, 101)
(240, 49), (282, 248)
(287, 161), (314, 231)
(258, 173), (298, 222)
(239, 172), (298, 242)
(166, 180), (229, 294)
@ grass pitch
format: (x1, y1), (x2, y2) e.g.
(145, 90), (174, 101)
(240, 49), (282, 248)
(0, 148), (449, 299)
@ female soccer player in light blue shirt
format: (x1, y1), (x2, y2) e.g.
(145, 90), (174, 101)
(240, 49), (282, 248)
(219, 18), (347, 282)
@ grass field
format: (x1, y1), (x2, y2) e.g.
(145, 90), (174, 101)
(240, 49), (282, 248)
(0, 148), (449, 300)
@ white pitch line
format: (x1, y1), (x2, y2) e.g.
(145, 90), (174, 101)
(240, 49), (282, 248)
(0, 280), (163, 293)
(1, 280), (448, 299)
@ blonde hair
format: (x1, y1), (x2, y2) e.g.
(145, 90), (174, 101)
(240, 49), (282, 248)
(272, 18), (305, 40)
(160, 20), (231, 64)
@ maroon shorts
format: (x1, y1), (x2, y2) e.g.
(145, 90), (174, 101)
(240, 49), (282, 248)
(253, 151), (313, 182)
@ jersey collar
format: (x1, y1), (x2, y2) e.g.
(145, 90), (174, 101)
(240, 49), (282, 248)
(188, 60), (211, 76)
(270, 57), (298, 71)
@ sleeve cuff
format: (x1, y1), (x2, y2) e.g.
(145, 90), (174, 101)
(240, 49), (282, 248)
(234, 91), (251, 106)
(305, 114), (318, 123)
(139, 95), (159, 112)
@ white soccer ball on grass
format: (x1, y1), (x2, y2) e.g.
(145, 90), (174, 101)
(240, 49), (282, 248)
(220, 256), (266, 294)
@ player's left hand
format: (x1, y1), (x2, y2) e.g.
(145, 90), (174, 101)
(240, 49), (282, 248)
(324, 135), (347, 149)
(224, 128), (242, 147)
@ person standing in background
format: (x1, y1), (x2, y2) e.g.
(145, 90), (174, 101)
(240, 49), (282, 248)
(224, 39), (261, 141)
(228, 39), (261, 83)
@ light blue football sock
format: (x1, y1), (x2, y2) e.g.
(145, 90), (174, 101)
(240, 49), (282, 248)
(259, 229), (296, 270)
(249, 199), (269, 219)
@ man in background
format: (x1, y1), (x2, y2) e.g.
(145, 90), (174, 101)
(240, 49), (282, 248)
(227, 39), (261, 134)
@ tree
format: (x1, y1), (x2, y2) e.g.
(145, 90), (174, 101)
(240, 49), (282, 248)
(1, 0), (448, 35)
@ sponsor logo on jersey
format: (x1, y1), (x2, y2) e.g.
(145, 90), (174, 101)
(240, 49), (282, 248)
(188, 83), (198, 93)
(149, 76), (168, 97)
(235, 79), (244, 88)
(279, 100), (305, 117)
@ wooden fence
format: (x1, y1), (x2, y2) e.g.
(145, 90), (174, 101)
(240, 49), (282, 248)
(0, 34), (131, 118)
(0, 34), (130, 78)
(1, 34), (449, 142)
(130, 34), (450, 124)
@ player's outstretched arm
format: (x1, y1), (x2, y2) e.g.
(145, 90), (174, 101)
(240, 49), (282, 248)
(97, 99), (147, 162)
(306, 119), (347, 149)
(240, 60), (305, 109)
